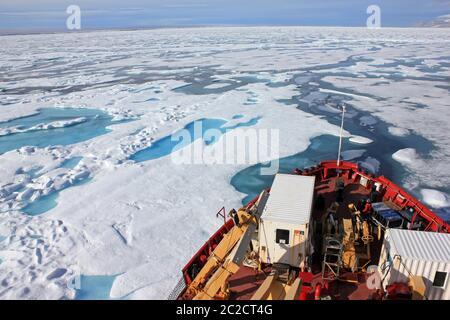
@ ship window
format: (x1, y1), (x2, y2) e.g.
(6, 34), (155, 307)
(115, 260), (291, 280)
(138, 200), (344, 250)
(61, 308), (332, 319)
(433, 271), (447, 288)
(275, 229), (290, 245)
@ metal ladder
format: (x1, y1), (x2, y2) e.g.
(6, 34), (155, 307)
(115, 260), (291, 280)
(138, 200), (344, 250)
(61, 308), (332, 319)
(322, 237), (343, 280)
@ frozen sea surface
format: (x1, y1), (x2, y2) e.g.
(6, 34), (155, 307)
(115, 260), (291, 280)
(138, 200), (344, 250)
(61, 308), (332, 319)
(0, 108), (121, 154)
(22, 177), (92, 216)
(0, 26), (449, 300)
(130, 116), (260, 162)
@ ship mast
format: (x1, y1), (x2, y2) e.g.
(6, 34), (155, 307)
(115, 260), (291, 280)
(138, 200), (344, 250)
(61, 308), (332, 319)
(337, 104), (346, 167)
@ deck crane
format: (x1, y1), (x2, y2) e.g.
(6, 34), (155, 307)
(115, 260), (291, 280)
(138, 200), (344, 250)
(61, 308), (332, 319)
(180, 191), (268, 300)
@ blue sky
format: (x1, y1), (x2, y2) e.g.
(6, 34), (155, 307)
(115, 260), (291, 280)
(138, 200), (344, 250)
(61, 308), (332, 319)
(0, 0), (449, 30)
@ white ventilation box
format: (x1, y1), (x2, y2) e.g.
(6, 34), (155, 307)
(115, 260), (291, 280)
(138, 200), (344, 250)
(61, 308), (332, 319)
(379, 228), (450, 300)
(258, 174), (315, 268)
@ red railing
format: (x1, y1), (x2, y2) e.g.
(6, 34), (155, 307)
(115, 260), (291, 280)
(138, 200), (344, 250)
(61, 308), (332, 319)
(181, 217), (234, 285)
(299, 160), (450, 233)
(180, 198), (261, 286)
(179, 160), (450, 293)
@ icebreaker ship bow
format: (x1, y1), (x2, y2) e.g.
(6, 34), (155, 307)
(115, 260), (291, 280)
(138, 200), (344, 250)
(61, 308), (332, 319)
(171, 106), (450, 301)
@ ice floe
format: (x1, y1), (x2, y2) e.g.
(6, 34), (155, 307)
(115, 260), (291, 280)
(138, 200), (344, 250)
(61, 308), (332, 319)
(392, 148), (419, 166)
(420, 189), (450, 208)
(0, 26), (449, 300)
(388, 126), (410, 137)
(0, 117), (87, 137)
(341, 149), (366, 161)
(359, 115), (377, 127)
(349, 136), (373, 145)
(358, 157), (381, 174)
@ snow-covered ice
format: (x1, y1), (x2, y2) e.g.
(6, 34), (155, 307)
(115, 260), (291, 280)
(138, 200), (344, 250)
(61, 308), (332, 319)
(388, 126), (410, 137)
(392, 148), (420, 166)
(0, 26), (449, 300)
(349, 136), (373, 145)
(0, 117), (87, 137)
(420, 189), (450, 208)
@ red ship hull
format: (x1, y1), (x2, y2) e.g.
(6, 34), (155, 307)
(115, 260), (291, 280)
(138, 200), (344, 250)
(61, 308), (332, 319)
(177, 161), (450, 299)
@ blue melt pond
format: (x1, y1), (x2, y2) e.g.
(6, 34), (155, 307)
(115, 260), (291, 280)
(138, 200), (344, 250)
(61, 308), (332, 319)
(22, 192), (59, 216)
(0, 108), (124, 154)
(22, 177), (92, 216)
(231, 135), (349, 205)
(75, 275), (117, 300)
(130, 116), (260, 162)
(60, 156), (83, 169)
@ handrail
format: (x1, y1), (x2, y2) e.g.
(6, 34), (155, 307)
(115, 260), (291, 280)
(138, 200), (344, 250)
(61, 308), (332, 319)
(298, 160), (450, 233)
(178, 160), (450, 298)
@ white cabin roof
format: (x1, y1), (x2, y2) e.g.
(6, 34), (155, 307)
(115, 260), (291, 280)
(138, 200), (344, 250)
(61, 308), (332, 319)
(385, 229), (450, 263)
(261, 174), (315, 225)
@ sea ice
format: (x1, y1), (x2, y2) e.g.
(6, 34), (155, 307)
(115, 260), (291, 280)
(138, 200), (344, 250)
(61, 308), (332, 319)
(392, 148), (419, 166)
(358, 157), (380, 174)
(359, 115), (377, 127)
(388, 126), (410, 137)
(0, 26), (449, 300)
(349, 136), (373, 145)
(420, 189), (450, 208)
(341, 149), (366, 161)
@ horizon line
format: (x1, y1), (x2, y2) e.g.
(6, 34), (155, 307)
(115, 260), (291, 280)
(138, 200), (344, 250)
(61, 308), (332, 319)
(2, 23), (449, 36)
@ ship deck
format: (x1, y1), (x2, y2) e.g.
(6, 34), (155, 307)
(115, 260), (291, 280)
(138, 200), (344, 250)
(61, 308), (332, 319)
(228, 175), (383, 300)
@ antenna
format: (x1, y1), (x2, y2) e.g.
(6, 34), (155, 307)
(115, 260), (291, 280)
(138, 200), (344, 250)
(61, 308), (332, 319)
(337, 104), (346, 167)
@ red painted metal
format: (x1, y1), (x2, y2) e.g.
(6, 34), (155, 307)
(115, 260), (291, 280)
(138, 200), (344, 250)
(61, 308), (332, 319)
(299, 291), (308, 300)
(298, 272), (314, 300)
(296, 160), (450, 233)
(179, 160), (450, 291)
(181, 217), (235, 285)
(180, 196), (264, 285)
(314, 284), (322, 300)
(386, 282), (412, 300)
